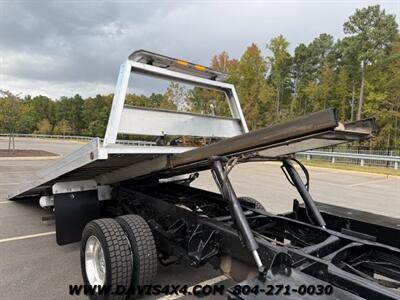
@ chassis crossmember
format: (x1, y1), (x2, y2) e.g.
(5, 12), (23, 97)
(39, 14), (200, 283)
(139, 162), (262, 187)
(104, 156), (400, 300)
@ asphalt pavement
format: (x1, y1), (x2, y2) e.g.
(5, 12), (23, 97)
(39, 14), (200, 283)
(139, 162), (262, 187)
(0, 137), (399, 300)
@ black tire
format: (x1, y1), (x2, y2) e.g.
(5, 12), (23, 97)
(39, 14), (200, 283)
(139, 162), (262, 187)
(116, 215), (157, 294)
(81, 218), (133, 300)
(238, 196), (266, 212)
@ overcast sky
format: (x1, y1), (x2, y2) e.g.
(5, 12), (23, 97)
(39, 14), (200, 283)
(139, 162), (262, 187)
(0, 0), (398, 99)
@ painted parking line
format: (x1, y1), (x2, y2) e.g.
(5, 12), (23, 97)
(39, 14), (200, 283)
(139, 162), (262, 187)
(0, 231), (56, 243)
(0, 163), (43, 166)
(0, 200), (13, 204)
(156, 275), (228, 300)
(349, 178), (391, 187)
(0, 200), (36, 204)
(1, 171), (33, 174)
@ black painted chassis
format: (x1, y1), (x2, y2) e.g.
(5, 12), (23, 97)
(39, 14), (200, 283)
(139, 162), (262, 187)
(106, 157), (400, 300)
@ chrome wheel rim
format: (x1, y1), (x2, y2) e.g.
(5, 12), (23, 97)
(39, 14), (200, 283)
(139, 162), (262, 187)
(85, 235), (106, 286)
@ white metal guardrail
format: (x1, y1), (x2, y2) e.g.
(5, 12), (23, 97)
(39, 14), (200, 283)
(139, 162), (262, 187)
(2, 133), (399, 169)
(298, 150), (400, 170)
(0, 133), (156, 146)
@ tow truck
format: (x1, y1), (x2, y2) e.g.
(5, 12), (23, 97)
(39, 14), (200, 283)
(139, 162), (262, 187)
(9, 50), (400, 299)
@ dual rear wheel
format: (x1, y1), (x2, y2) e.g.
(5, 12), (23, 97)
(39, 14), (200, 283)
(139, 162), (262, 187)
(80, 198), (265, 299)
(81, 215), (157, 299)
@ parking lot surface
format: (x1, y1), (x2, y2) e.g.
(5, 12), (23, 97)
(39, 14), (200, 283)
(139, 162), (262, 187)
(0, 138), (399, 299)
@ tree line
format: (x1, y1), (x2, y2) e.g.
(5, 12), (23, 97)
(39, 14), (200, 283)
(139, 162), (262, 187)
(0, 5), (399, 149)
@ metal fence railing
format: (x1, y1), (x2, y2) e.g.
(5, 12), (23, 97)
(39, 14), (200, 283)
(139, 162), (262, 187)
(0, 133), (156, 146)
(1, 133), (399, 169)
(297, 149), (400, 170)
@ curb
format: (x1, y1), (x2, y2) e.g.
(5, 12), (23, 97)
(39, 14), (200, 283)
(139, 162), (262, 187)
(301, 163), (400, 179)
(0, 136), (88, 145)
(0, 155), (62, 161)
(261, 161), (400, 179)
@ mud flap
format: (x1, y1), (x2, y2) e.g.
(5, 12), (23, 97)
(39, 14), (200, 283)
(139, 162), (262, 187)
(54, 190), (100, 245)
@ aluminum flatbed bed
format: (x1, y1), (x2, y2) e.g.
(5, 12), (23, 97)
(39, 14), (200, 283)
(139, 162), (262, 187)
(9, 108), (374, 200)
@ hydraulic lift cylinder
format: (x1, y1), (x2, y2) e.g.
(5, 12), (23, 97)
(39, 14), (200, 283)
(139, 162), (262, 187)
(282, 159), (326, 228)
(212, 160), (264, 272)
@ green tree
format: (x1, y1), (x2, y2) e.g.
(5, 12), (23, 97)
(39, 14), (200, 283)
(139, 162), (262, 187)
(335, 37), (361, 121)
(234, 43), (273, 129)
(335, 67), (352, 120)
(267, 35), (292, 117)
(125, 92), (176, 111)
(165, 82), (187, 111)
(308, 34), (335, 78)
(0, 91), (22, 149)
(27, 95), (55, 130)
(363, 35), (400, 149)
(187, 87), (226, 116)
(82, 94), (112, 137)
(53, 119), (73, 135)
(292, 44), (310, 102)
(344, 5), (398, 120)
(35, 119), (53, 134)
(303, 82), (319, 114)
(317, 64), (334, 111)
(386, 36), (400, 149)
(56, 94), (84, 133)
(148, 93), (166, 107)
(291, 34), (335, 116)
(187, 51), (235, 117)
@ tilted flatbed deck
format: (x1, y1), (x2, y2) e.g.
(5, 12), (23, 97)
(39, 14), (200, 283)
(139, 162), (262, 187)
(8, 140), (194, 199)
(9, 108), (375, 200)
